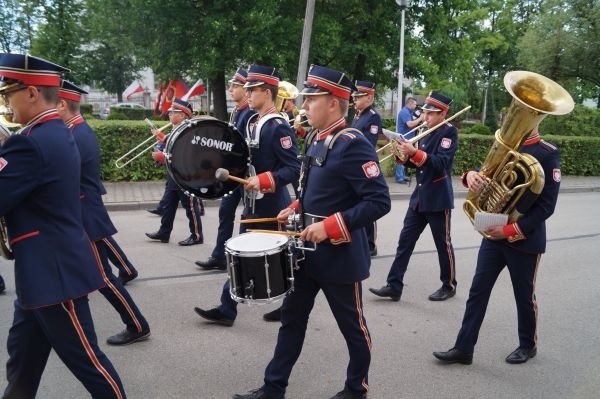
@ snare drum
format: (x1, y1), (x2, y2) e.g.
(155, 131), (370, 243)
(225, 232), (294, 304)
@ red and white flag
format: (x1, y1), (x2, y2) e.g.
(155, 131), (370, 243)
(123, 80), (144, 99)
(182, 78), (205, 100)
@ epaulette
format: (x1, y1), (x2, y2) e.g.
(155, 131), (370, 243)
(540, 140), (557, 151)
(369, 109), (376, 115)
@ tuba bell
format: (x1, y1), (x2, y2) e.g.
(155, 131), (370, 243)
(463, 71), (574, 237)
(275, 81), (299, 114)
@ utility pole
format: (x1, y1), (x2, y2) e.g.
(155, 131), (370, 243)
(296, 0), (316, 106)
(396, 0), (409, 116)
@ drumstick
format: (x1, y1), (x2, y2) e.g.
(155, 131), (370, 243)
(215, 168), (250, 185)
(237, 217), (283, 224)
(248, 229), (302, 237)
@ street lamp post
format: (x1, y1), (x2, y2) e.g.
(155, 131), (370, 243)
(396, 0), (409, 117)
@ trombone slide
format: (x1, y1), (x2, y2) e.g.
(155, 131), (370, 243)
(113, 120), (172, 169)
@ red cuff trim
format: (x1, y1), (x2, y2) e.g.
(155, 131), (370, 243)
(257, 171), (276, 193)
(323, 212), (351, 245)
(288, 200), (300, 212)
(153, 152), (166, 164)
(504, 223), (526, 243)
(155, 132), (166, 142)
(410, 150), (427, 167)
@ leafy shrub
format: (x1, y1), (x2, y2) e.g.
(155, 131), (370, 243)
(461, 123), (492, 135)
(107, 107), (155, 120)
(80, 103), (93, 115)
(539, 104), (600, 137)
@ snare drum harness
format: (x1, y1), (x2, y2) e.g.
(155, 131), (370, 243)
(297, 127), (363, 229)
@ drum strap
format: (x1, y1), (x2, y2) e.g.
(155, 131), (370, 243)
(246, 113), (288, 148)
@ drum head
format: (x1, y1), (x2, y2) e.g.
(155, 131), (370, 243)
(226, 232), (289, 255)
(166, 117), (249, 199)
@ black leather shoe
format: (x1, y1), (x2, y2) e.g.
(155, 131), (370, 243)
(195, 257), (227, 270)
(119, 270), (138, 286)
(194, 307), (234, 327)
(428, 286), (456, 301)
(433, 348), (473, 365)
(0, 275), (5, 294)
(505, 346), (537, 364)
(370, 247), (378, 257)
(106, 329), (150, 346)
(369, 285), (401, 301)
(330, 389), (367, 399)
(145, 231), (169, 243)
(263, 307), (282, 322)
(232, 388), (273, 399)
(178, 235), (204, 246)
(147, 208), (163, 216)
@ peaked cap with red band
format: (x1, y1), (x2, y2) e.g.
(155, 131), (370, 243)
(229, 67), (248, 86)
(243, 65), (281, 88)
(300, 64), (356, 100)
(59, 80), (88, 102)
(352, 80), (375, 97)
(0, 53), (69, 92)
(167, 98), (193, 117)
(422, 91), (452, 113)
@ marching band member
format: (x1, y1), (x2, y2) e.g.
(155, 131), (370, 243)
(434, 124), (561, 365)
(0, 53), (126, 398)
(370, 92), (459, 302)
(145, 98), (204, 246)
(233, 65), (390, 399)
(195, 67), (256, 271)
(194, 64), (300, 327)
(57, 80), (150, 346)
(351, 80), (383, 257)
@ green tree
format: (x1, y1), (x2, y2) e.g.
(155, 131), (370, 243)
(82, 0), (142, 101)
(0, 0), (44, 53)
(517, 0), (600, 106)
(30, 0), (87, 82)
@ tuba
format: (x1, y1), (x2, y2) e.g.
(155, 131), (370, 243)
(463, 71), (574, 237)
(275, 81), (299, 114)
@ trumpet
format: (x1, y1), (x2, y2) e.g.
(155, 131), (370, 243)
(378, 106), (471, 163)
(114, 119), (172, 168)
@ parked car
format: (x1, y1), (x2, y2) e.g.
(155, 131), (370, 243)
(99, 102), (146, 119)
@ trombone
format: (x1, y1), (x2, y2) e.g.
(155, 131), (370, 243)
(378, 106), (471, 163)
(114, 118), (172, 169)
(376, 122), (427, 158)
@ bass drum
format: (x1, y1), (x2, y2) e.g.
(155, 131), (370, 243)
(165, 116), (249, 199)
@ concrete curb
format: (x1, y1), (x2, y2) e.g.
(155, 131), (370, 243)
(104, 185), (600, 212)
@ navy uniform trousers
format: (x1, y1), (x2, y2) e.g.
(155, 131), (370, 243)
(387, 207), (456, 294)
(455, 239), (540, 353)
(157, 176), (203, 240)
(210, 187), (242, 261)
(93, 240), (149, 334)
(262, 266), (371, 398)
(103, 236), (138, 280)
(4, 296), (126, 399)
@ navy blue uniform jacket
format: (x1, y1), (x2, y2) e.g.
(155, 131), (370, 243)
(0, 112), (103, 309)
(248, 114), (300, 216)
(70, 117), (117, 241)
(500, 139), (560, 254)
(351, 106), (382, 148)
(404, 123), (458, 212)
(301, 128), (391, 283)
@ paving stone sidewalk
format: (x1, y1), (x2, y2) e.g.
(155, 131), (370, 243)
(102, 176), (600, 211)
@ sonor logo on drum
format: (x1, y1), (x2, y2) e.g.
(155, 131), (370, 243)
(190, 136), (234, 152)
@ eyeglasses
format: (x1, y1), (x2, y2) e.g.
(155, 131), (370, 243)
(1, 85), (27, 103)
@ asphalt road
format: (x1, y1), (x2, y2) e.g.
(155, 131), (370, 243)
(1, 192), (599, 399)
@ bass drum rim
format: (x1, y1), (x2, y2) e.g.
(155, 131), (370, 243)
(165, 116), (249, 199)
